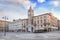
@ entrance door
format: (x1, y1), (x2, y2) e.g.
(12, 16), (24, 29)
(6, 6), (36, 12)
(27, 28), (28, 32)
(27, 27), (33, 32)
(31, 27), (33, 32)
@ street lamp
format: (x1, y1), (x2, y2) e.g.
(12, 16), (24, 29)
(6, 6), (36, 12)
(2, 16), (8, 36)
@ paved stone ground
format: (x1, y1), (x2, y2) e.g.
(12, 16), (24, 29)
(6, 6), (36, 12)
(0, 31), (60, 40)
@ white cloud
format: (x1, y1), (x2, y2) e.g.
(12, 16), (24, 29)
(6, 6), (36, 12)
(38, 0), (45, 3)
(22, 0), (31, 9)
(53, 1), (60, 6)
(0, 1), (28, 21)
(50, 1), (60, 6)
(1, 0), (36, 9)
(0, 0), (30, 9)
(34, 7), (50, 16)
(0, 0), (36, 21)
(35, 7), (60, 20)
(52, 11), (60, 20)
(0, 10), (28, 21)
(30, 3), (36, 9)
(22, 0), (36, 9)
(4, 0), (28, 3)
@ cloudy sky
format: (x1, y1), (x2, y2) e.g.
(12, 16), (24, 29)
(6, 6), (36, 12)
(0, 0), (60, 21)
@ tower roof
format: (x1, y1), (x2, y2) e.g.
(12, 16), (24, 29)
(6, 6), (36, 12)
(28, 6), (32, 11)
(28, 6), (33, 12)
(30, 6), (32, 10)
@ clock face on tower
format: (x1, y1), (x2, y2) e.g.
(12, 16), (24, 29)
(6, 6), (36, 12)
(28, 12), (31, 16)
(28, 6), (34, 19)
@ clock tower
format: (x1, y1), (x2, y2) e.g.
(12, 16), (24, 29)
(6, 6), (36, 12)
(27, 6), (34, 32)
(28, 6), (34, 24)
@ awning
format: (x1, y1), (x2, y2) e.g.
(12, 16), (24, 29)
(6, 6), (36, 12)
(36, 27), (44, 30)
(51, 27), (58, 29)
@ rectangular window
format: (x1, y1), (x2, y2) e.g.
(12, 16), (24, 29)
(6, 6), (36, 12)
(41, 25), (42, 27)
(44, 19), (46, 26)
(41, 20), (42, 23)
(38, 20), (39, 24)
(34, 21), (36, 27)
(44, 19), (46, 23)
(44, 16), (46, 18)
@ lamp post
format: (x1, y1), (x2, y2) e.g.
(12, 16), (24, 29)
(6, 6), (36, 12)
(2, 16), (8, 36)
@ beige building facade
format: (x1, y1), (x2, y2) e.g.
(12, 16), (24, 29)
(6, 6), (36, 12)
(0, 6), (59, 32)
(22, 6), (59, 32)
(33, 13), (58, 32)
(22, 19), (28, 32)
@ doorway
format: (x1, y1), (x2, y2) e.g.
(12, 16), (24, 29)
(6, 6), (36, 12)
(27, 27), (33, 32)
